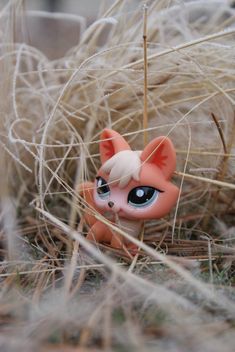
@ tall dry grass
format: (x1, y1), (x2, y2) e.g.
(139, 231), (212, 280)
(0, 0), (234, 351)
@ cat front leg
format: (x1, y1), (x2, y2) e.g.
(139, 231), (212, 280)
(111, 232), (139, 254)
(86, 221), (113, 244)
(110, 231), (124, 249)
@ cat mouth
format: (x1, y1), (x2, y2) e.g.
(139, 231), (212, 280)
(115, 209), (127, 218)
(104, 206), (127, 218)
(104, 209), (124, 216)
(109, 208), (125, 216)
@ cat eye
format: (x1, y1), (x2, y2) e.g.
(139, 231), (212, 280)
(96, 176), (110, 199)
(127, 186), (163, 208)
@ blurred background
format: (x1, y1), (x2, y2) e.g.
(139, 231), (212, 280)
(15, 0), (118, 59)
(27, 0), (115, 19)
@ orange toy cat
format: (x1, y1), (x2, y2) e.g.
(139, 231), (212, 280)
(79, 129), (179, 250)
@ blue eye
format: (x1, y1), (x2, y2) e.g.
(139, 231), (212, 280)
(96, 177), (110, 199)
(128, 186), (162, 208)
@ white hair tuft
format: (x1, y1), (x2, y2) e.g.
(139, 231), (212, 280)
(101, 150), (141, 188)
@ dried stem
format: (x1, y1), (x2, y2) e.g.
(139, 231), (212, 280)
(143, 4), (148, 146)
(203, 112), (233, 228)
(211, 113), (227, 154)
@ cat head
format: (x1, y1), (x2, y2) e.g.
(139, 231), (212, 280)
(93, 129), (179, 220)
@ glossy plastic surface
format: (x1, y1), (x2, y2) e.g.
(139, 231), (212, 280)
(80, 129), (179, 251)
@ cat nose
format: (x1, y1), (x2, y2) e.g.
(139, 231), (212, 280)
(108, 201), (114, 208)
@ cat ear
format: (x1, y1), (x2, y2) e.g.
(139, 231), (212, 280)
(140, 136), (176, 179)
(100, 129), (131, 164)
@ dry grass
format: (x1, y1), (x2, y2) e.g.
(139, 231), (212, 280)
(0, 0), (234, 351)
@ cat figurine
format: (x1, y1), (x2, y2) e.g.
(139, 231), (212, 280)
(79, 129), (179, 250)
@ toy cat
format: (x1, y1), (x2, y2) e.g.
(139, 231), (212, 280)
(79, 129), (179, 250)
